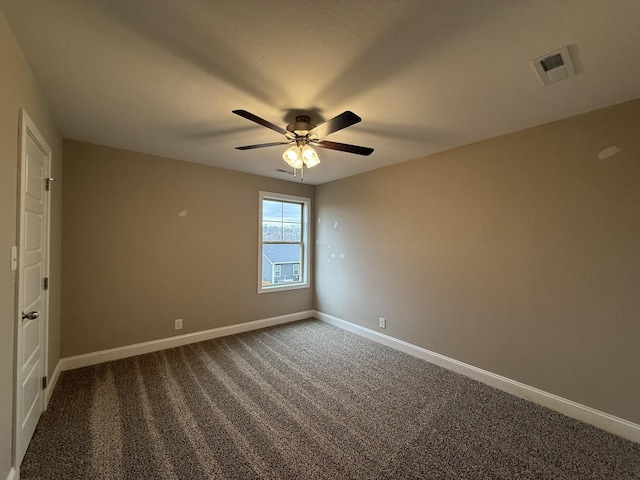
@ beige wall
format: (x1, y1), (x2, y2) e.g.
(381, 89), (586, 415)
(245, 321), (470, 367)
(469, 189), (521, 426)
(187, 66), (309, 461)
(315, 99), (640, 424)
(0, 8), (63, 478)
(61, 140), (313, 356)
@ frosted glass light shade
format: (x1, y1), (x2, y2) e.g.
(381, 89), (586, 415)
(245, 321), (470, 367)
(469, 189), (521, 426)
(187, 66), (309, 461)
(301, 145), (320, 168)
(283, 146), (303, 168)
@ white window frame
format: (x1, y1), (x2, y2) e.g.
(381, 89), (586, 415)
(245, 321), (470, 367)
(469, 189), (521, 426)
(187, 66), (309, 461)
(258, 191), (310, 293)
(274, 264), (282, 277)
(293, 264), (300, 277)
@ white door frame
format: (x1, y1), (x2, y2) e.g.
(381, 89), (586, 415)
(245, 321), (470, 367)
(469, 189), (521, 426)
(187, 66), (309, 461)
(14, 109), (51, 471)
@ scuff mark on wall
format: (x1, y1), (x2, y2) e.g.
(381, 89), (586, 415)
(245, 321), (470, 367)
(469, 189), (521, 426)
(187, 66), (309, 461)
(178, 210), (188, 217)
(598, 146), (621, 160)
(318, 215), (352, 267)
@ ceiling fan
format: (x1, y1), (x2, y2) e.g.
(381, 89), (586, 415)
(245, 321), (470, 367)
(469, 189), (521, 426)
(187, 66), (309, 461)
(232, 109), (374, 179)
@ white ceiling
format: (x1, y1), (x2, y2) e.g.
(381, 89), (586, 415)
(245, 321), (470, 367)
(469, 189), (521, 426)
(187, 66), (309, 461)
(2, 0), (640, 185)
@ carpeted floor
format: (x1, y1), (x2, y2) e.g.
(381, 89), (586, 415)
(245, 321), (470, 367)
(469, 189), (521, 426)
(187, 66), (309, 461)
(22, 319), (640, 479)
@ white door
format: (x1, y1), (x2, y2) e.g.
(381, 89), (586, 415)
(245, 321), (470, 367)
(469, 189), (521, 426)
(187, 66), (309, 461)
(16, 110), (51, 465)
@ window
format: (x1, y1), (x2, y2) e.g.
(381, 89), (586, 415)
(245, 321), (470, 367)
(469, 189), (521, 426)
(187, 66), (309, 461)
(259, 191), (310, 293)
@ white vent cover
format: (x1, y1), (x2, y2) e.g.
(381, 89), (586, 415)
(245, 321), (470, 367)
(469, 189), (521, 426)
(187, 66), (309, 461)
(532, 46), (576, 86)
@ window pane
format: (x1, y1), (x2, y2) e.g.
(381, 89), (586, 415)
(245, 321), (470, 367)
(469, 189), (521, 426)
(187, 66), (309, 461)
(283, 222), (301, 242)
(262, 244), (302, 285)
(262, 200), (282, 222)
(262, 221), (282, 242)
(282, 202), (302, 223)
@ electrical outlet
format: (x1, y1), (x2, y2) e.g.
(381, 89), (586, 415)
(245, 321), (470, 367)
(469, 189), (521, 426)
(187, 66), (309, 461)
(379, 317), (386, 329)
(174, 318), (183, 330)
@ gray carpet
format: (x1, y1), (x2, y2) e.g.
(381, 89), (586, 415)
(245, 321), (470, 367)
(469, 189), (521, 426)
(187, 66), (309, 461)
(22, 319), (640, 479)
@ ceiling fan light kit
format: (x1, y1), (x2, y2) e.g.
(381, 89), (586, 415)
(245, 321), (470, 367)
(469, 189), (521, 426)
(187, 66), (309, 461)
(233, 110), (374, 180)
(283, 143), (321, 170)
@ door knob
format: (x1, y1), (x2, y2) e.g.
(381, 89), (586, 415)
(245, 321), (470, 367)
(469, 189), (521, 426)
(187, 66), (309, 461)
(22, 311), (39, 321)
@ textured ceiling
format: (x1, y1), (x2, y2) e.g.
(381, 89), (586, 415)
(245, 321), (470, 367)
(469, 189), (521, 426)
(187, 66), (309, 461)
(2, 0), (640, 184)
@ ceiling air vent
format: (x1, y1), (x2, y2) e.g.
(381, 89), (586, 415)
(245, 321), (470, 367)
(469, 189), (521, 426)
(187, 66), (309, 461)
(532, 46), (576, 86)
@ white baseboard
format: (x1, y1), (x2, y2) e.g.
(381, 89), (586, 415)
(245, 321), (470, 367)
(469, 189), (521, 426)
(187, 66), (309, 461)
(45, 360), (62, 407)
(60, 311), (313, 371)
(6, 467), (16, 480)
(314, 310), (640, 444)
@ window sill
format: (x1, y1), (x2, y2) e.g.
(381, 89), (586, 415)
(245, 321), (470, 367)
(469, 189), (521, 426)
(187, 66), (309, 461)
(258, 282), (310, 294)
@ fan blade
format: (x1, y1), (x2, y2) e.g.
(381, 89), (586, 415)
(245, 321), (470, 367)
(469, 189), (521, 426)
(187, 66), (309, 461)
(315, 140), (374, 156)
(236, 142), (290, 150)
(310, 111), (361, 138)
(232, 110), (287, 135)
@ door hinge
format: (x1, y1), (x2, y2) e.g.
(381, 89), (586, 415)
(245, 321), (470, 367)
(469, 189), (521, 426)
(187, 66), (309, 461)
(44, 277), (49, 290)
(42, 376), (47, 389)
(46, 177), (56, 191)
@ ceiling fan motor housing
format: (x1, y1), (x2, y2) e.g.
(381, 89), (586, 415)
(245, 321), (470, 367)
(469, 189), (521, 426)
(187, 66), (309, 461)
(287, 116), (316, 137)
